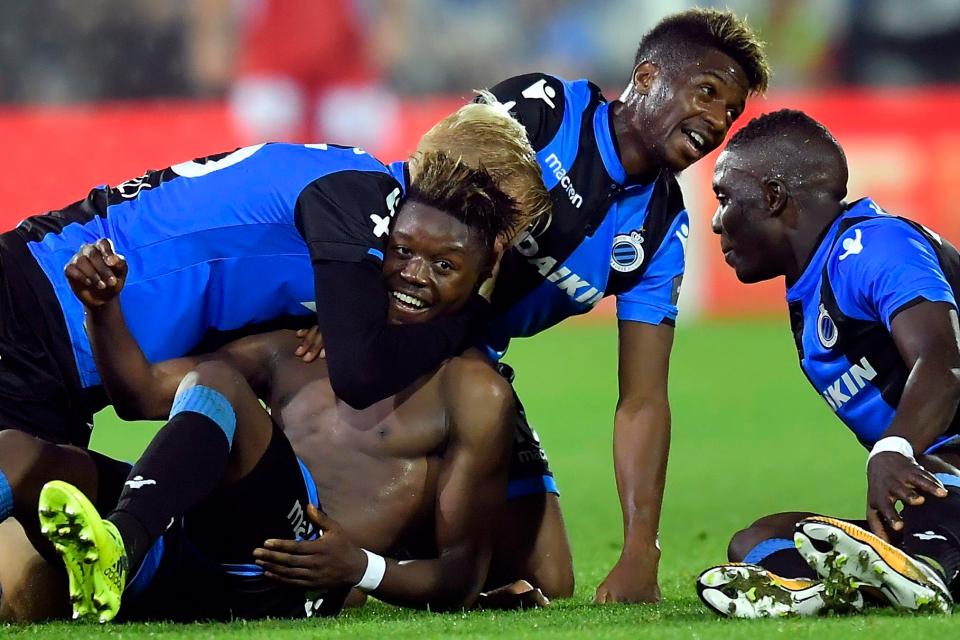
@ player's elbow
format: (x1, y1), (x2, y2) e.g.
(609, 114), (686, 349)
(426, 581), (483, 612)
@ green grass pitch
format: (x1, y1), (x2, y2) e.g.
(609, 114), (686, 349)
(6, 319), (955, 638)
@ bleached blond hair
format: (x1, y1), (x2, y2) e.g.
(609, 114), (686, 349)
(410, 92), (551, 243)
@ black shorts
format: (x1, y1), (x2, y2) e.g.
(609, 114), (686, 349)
(0, 234), (97, 446)
(497, 364), (559, 500)
(121, 424), (349, 622)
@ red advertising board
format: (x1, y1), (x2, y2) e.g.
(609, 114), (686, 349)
(2, 89), (958, 318)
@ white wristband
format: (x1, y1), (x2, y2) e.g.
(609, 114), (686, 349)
(355, 549), (386, 592)
(867, 436), (915, 470)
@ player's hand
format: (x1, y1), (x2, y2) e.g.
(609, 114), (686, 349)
(866, 452), (947, 540)
(594, 552), (661, 604)
(477, 580), (550, 610)
(478, 238), (505, 302)
(294, 326), (325, 362)
(65, 239), (128, 309)
(254, 504), (366, 590)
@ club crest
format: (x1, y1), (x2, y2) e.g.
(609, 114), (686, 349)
(611, 231), (645, 273)
(817, 304), (838, 348)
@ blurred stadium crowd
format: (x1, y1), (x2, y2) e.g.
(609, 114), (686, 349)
(2, 0), (960, 318)
(3, 0), (960, 136)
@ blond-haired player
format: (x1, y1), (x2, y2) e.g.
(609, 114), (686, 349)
(0, 101), (547, 620)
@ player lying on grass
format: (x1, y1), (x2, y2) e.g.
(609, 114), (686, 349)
(40, 153), (527, 623)
(0, 97), (549, 619)
(696, 109), (960, 617)
(468, 8), (769, 603)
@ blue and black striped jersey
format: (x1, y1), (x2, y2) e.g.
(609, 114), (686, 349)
(481, 73), (689, 354)
(786, 198), (960, 452)
(14, 143), (401, 390)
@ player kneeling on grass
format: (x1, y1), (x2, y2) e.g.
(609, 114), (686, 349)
(695, 110), (960, 618)
(40, 154), (529, 623)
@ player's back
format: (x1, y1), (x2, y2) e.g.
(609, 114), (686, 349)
(7, 143), (392, 390)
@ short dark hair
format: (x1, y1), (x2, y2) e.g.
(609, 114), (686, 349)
(727, 109), (848, 198)
(635, 8), (770, 95)
(407, 151), (519, 251)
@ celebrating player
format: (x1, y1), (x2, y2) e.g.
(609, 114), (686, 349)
(0, 98), (548, 567)
(38, 153), (532, 622)
(697, 110), (960, 617)
(473, 9), (769, 602)
(0, 98), (548, 620)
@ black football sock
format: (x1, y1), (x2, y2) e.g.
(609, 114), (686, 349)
(901, 478), (960, 586)
(108, 385), (236, 571)
(744, 538), (818, 579)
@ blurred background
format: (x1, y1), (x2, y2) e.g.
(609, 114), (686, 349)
(3, 0), (960, 319)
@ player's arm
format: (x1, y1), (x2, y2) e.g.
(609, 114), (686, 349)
(595, 206), (687, 604)
(297, 171), (490, 410)
(253, 357), (514, 610)
(832, 222), (960, 537)
(594, 320), (673, 605)
(66, 240), (276, 420)
(866, 302), (960, 536)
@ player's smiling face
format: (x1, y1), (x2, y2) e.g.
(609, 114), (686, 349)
(638, 50), (750, 173)
(711, 150), (785, 283)
(382, 201), (489, 325)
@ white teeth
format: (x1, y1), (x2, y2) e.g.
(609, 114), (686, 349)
(391, 291), (426, 309)
(688, 131), (706, 149)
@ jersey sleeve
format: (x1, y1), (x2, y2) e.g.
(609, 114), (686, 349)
(830, 219), (957, 330)
(294, 169), (402, 265)
(295, 169), (490, 410)
(484, 73), (565, 151)
(615, 211), (689, 326)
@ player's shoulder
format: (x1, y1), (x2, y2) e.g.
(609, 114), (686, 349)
(265, 142), (389, 172)
(829, 205), (935, 269)
(440, 350), (514, 421)
(487, 72), (603, 147)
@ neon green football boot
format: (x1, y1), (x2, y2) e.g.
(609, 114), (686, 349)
(38, 480), (128, 622)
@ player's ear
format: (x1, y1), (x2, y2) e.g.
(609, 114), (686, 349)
(631, 61), (659, 96)
(763, 178), (788, 216)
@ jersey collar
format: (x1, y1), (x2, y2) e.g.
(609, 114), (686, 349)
(593, 102), (628, 186)
(786, 203), (868, 301)
(387, 161), (409, 194)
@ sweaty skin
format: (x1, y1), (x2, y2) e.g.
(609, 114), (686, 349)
(69, 203), (517, 611)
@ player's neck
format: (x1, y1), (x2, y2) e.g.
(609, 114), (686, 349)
(784, 201), (845, 284)
(610, 101), (660, 183)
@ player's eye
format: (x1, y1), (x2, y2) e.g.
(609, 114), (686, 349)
(434, 259), (454, 273)
(393, 245), (411, 257)
(699, 84), (716, 98)
(726, 108), (738, 122)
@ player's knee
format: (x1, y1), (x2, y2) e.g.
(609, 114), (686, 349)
(181, 361), (246, 404)
(0, 430), (48, 490)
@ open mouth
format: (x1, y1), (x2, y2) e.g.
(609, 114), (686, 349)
(390, 290), (431, 313)
(681, 128), (709, 156)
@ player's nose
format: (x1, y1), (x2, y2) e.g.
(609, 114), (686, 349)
(711, 207), (723, 235)
(400, 257), (430, 286)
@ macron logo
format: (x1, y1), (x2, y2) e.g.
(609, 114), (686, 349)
(522, 79), (557, 109)
(124, 475), (156, 490)
(545, 153), (582, 209)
